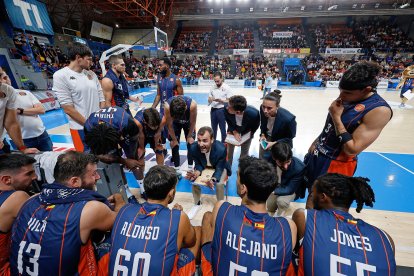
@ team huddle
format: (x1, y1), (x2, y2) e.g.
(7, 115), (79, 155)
(0, 43), (396, 275)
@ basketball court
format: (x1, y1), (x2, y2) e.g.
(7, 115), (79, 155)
(41, 83), (414, 268)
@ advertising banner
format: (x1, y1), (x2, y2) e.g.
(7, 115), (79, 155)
(4, 0), (54, 35)
(325, 48), (363, 54)
(272, 32), (293, 38)
(300, 48), (311, 54)
(90, 21), (113, 41)
(233, 49), (250, 55)
(198, 79), (245, 87)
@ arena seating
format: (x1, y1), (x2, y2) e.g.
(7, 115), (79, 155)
(174, 27), (212, 53)
(259, 24), (309, 49)
(215, 24), (255, 51)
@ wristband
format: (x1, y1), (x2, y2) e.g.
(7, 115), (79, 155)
(337, 132), (352, 144)
(18, 108), (24, 114)
(18, 145), (27, 151)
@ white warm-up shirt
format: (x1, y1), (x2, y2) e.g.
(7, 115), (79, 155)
(15, 90), (46, 139)
(209, 83), (233, 109)
(0, 83), (17, 138)
(53, 67), (104, 130)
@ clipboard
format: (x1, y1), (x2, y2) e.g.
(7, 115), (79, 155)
(225, 131), (251, 146)
(192, 168), (215, 186)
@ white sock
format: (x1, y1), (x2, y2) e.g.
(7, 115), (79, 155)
(138, 179), (145, 193)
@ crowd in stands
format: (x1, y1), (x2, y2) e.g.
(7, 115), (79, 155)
(303, 54), (413, 83)
(215, 24), (255, 51)
(12, 33), (68, 76)
(259, 24), (309, 49)
(235, 55), (279, 80)
(312, 18), (414, 53)
(174, 28), (212, 53)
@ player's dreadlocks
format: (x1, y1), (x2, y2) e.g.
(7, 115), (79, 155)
(84, 123), (121, 155)
(315, 173), (375, 213)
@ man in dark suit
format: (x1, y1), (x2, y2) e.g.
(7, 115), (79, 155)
(224, 95), (260, 166)
(186, 126), (231, 219)
(259, 91), (297, 162)
(267, 142), (306, 216)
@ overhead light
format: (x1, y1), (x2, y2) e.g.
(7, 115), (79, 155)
(264, 7), (268, 11)
(220, 8), (223, 14)
(283, 7), (289, 12)
(361, 4), (365, 8)
(400, 3), (410, 8)
(210, 8), (214, 13)
(215, 0), (220, 3)
(301, 5), (305, 10)
(115, 24), (119, 28)
(374, 3), (380, 8)
(318, 5), (323, 10)
(155, 17), (159, 23)
(327, 5), (337, 10)
(352, 4), (357, 8)
(93, 8), (103, 15)
(250, 7), (253, 12)
(235, 8), (239, 12)
(160, 11), (166, 15)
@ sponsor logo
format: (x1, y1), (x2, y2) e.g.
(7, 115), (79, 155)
(354, 104), (365, 112)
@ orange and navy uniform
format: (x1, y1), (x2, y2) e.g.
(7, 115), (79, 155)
(305, 92), (392, 185)
(176, 248), (196, 276)
(9, 184), (108, 275)
(298, 209), (396, 276)
(157, 73), (178, 116)
(207, 202), (294, 275)
(108, 201), (194, 276)
(0, 191), (15, 276)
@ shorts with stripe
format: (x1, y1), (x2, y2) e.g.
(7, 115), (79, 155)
(200, 242), (213, 276)
(304, 151), (357, 187)
(70, 129), (90, 152)
(177, 248), (196, 276)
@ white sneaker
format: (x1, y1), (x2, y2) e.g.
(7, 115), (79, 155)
(187, 204), (202, 220)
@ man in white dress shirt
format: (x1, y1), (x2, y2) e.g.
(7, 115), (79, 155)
(208, 72), (233, 143)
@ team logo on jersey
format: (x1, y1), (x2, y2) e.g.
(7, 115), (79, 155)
(45, 205), (56, 210)
(18, 91), (27, 96)
(70, 76), (76, 80)
(354, 104), (365, 112)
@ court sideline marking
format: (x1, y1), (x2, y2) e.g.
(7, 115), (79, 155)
(376, 153), (414, 175)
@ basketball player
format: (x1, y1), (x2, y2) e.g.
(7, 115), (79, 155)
(83, 106), (145, 197)
(201, 156), (297, 275)
(53, 43), (105, 152)
(0, 154), (36, 274)
(134, 107), (166, 191)
(152, 57), (184, 116)
(164, 95), (197, 174)
(107, 165), (199, 275)
(101, 55), (141, 115)
(396, 65), (414, 108)
(9, 151), (125, 275)
(293, 173), (396, 275)
(305, 61), (392, 208)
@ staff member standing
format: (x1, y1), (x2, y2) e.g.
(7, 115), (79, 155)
(101, 55), (141, 115)
(208, 72), (233, 143)
(53, 43), (105, 152)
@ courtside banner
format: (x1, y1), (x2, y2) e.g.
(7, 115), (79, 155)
(233, 49), (249, 55)
(90, 21), (113, 41)
(32, 90), (61, 111)
(325, 48), (362, 54)
(198, 79), (245, 87)
(4, 0), (53, 35)
(273, 31), (293, 38)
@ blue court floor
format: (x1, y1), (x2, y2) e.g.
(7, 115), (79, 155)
(38, 86), (414, 213)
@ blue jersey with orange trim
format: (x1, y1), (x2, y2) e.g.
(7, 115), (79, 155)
(299, 209), (396, 276)
(0, 191), (15, 271)
(84, 106), (137, 140)
(315, 93), (391, 160)
(401, 78), (414, 93)
(212, 202), (293, 275)
(9, 195), (98, 275)
(158, 73), (178, 114)
(166, 95), (192, 125)
(104, 69), (131, 111)
(134, 109), (160, 138)
(109, 202), (181, 276)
